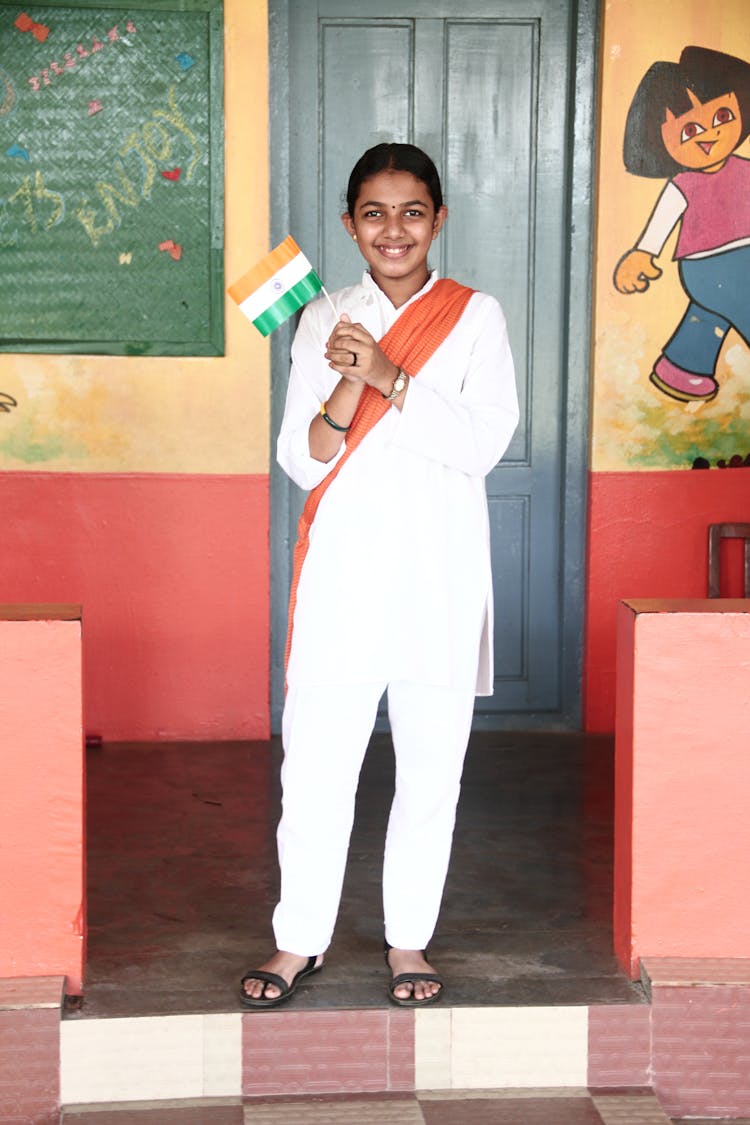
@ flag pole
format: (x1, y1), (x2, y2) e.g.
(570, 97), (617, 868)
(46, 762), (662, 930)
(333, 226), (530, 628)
(320, 285), (338, 321)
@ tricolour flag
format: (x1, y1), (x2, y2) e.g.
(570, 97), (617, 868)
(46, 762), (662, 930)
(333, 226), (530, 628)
(228, 236), (324, 336)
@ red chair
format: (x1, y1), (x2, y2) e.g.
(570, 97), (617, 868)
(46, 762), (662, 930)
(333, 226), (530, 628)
(707, 522), (750, 597)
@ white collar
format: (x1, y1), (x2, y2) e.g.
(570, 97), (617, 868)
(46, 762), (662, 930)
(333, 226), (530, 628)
(361, 268), (439, 311)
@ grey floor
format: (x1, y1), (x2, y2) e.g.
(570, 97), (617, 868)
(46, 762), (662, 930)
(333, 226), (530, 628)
(71, 730), (644, 1019)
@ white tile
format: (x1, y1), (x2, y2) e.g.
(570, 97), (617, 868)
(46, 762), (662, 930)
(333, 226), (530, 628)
(61, 1015), (205, 1104)
(203, 1013), (242, 1097)
(414, 1008), (452, 1090)
(450, 1007), (589, 1089)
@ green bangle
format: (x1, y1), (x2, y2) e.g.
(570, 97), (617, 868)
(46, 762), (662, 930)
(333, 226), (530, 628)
(320, 402), (350, 432)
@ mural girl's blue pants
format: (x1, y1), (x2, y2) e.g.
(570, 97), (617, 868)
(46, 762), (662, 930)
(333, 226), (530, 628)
(664, 245), (750, 376)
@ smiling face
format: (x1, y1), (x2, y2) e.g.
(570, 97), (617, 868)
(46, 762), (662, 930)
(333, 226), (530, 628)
(341, 169), (447, 303)
(661, 88), (742, 171)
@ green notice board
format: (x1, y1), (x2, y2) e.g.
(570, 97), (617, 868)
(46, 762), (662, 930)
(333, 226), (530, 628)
(0, 0), (223, 354)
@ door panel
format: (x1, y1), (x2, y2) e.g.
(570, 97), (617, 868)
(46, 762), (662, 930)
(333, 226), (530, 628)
(270, 0), (596, 730)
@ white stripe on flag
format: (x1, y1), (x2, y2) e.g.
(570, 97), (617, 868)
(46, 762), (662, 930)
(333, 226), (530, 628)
(238, 252), (317, 324)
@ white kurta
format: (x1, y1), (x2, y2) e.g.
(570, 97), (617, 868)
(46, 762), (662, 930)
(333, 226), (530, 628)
(277, 270), (519, 695)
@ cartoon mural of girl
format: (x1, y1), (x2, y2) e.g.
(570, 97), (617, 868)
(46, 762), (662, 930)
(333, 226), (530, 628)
(614, 46), (750, 402)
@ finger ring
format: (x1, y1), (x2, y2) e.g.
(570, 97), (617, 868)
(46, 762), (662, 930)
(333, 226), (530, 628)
(351, 351), (358, 367)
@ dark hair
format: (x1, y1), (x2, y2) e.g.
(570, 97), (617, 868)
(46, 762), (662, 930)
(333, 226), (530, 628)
(623, 46), (750, 178)
(346, 143), (444, 215)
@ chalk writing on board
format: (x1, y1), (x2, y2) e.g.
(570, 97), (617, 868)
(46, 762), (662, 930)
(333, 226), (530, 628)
(0, 393), (18, 414)
(0, 0), (223, 356)
(75, 86), (202, 248)
(0, 170), (65, 246)
(27, 22), (138, 93)
(1, 67), (17, 118)
(0, 87), (201, 251)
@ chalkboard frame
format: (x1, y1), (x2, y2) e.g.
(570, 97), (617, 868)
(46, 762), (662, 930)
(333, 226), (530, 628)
(0, 0), (224, 356)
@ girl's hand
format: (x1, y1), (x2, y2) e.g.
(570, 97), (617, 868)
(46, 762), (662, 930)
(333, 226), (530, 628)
(326, 314), (399, 396)
(614, 249), (662, 294)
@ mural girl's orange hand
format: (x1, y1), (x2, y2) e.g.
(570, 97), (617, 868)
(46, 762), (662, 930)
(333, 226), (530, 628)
(613, 248), (662, 294)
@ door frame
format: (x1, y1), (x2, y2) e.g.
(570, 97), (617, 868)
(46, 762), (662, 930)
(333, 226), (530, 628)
(268, 0), (598, 734)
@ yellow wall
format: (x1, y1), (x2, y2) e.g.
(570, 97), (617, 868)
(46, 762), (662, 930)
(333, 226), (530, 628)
(593, 0), (750, 471)
(0, 0), (269, 475)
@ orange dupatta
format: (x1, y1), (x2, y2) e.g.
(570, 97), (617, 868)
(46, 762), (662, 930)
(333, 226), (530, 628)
(285, 277), (474, 672)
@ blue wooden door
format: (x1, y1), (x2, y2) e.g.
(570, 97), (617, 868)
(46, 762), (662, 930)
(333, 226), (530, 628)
(269, 0), (596, 730)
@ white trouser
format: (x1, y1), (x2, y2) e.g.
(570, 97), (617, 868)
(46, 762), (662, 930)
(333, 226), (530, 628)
(272, 678), (475, 956)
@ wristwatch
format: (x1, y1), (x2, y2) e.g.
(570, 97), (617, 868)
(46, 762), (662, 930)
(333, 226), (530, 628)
(383, 368), (408, 402)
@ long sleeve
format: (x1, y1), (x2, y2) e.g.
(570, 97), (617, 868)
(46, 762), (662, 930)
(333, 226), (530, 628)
(276, 298), (347, 491)
(391, 294), (519, 477)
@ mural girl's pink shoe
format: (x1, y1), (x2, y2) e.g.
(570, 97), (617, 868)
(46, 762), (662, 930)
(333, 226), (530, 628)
(650, 355), (719, 402)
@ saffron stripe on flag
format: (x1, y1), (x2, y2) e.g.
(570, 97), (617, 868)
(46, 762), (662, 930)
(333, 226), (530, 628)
(228, 235), (302, 305)
(228, 234), (325, 336)
(236, 250), (320, 326)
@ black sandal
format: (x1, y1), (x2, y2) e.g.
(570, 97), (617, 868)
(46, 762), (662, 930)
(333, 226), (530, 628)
(384, 940), (444, 1008)
(240, 955), (322, 1009)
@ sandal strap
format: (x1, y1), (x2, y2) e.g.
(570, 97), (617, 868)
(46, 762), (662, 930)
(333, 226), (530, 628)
(240, 969), (290, 997)
(389, 972), (443, 990)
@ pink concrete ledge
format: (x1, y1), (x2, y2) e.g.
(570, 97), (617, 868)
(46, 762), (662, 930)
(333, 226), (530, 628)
(614, 599), (750, 978)
(0, 605), (85, 995)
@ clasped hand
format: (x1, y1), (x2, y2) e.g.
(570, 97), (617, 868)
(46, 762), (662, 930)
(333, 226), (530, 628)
(325, 314), (398, 395)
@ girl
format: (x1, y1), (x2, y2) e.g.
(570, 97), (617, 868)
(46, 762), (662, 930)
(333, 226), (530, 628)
(241, 143), (518, 1008)
(614, 46), (750, 402)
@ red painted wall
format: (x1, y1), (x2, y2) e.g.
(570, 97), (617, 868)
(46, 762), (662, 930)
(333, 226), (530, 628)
(0, 473), (270, 741)
(584, 469), (750, 732)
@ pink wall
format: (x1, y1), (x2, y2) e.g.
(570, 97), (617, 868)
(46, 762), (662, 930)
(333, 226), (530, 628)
(614, 599), (750, 975)
(0, 473), (270, 741)
(584, 469), (750, 732)
(0, 608), (84, 992)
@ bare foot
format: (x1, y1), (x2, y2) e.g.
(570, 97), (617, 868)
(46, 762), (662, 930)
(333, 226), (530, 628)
(386, 947), (442, 1002)
(241, 951), (323, 1002)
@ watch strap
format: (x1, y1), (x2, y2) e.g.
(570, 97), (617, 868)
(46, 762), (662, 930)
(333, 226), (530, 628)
(383, 369), (408, 402)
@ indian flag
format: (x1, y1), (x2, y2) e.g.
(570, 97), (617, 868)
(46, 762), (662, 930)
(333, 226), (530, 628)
(228, 236), (324, 336)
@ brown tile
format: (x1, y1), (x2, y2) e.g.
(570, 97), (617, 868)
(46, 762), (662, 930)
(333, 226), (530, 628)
(63, 1106), (244, 1123)
(0, 976), (64, 1011)
(593, 1093), (672, 1123)
(243, 1096), (424, 1123)
(643, 958), (750, 986)
(588, 1004), (651, 1087)
(0, 1008), (59, 1125)
(420, 1097), (604, 1124)
(672, 1120), (750, 1125)
(243, 1011), (392, 1096)
(651, 983), (750, 1118)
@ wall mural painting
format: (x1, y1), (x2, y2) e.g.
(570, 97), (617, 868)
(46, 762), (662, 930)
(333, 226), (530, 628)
(613, 46), (750, 471)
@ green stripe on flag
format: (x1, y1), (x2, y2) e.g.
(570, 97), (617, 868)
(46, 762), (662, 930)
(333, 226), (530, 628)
(252, 271), (323, 336)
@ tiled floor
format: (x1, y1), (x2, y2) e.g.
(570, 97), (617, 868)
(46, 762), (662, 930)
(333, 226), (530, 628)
(73, 731), (642, 1019)
(51, 734), (750, 1121)
(60, 1090), (750, 1123)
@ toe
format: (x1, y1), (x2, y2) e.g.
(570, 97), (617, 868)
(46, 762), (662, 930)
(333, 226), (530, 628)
(242, 977), (280, 1001)
(393, 979), (414, 1001)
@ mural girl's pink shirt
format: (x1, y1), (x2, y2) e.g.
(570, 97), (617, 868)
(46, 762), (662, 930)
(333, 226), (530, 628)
(673, 155), (750, 257)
